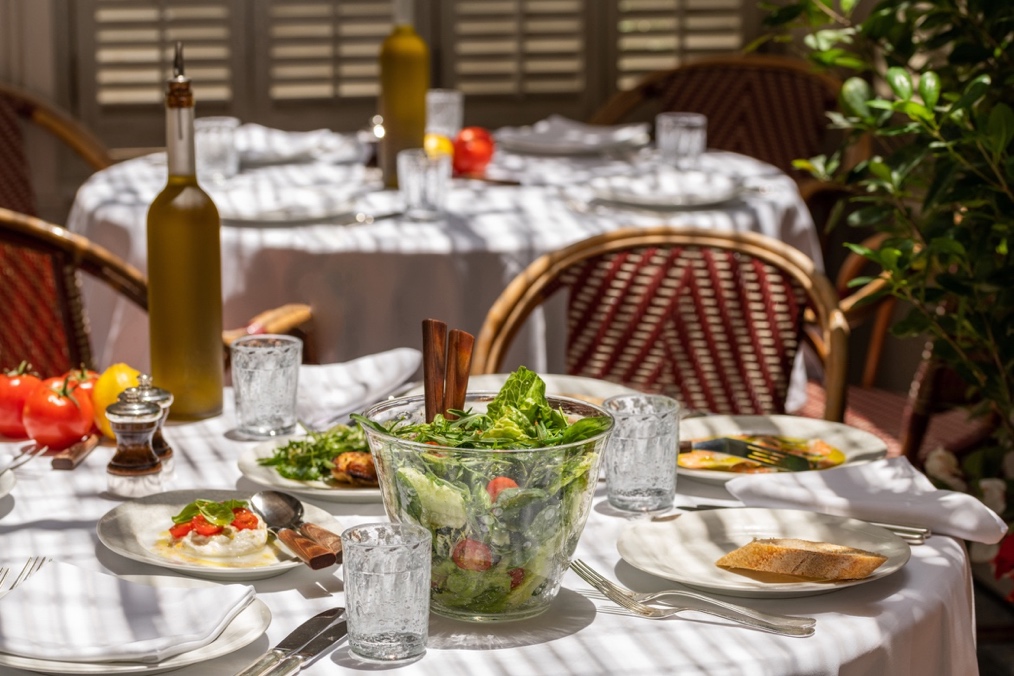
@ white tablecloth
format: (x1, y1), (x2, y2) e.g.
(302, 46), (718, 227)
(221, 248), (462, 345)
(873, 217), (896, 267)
(67, 142), (823, 388)
(0, 394), (978, 675)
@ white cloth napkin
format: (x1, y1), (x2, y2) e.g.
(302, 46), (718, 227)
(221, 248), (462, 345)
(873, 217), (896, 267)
(495, 115), (650, 154)
(0, 561), (254, 663)
(297, 347), (422, 430)
(726, 457), (1009, 544)
(236, 123), (364, 165)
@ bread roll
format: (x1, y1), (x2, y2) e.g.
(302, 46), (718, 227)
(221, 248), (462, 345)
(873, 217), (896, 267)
(716, 538), (888, 581)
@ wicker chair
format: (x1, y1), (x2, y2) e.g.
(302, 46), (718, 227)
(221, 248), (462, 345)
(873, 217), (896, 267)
(0, 207), (315, 376)
(589, 54), (843, 183)
(472, 227), (849, 421)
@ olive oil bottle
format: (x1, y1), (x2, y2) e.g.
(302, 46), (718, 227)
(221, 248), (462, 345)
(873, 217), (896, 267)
(379, 0), (430, 188)
(146, 42), (224, 420)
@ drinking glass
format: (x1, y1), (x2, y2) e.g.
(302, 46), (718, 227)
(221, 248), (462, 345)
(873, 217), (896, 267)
(342, 522), (431, 663)
(425, 89), (463, 141)
(230, 334), (301, 438)
(195, 116), (240, 184)
(656, 112), (707, 169)
(602, 394), (680, 512)
(397, 148), (451, 221)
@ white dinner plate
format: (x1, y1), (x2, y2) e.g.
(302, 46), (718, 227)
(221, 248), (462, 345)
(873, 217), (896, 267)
(495, 116), (650, 156)
(239, 441), (382, 504)
(405, 373), (642, 406)
(97, 489), (344, 579)
(0, 574), (270, 674)
(589, 170), (742, 209)
(617, 507), (911, 598)
(678, 415), (888, 485)
(0, 470), (15, 501)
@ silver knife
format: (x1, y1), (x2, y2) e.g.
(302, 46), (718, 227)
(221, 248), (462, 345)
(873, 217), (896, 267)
(234, 607), (344, 676)
(259, 620), (349, 676)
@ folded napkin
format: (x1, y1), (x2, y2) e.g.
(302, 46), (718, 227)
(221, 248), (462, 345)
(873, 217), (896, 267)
(235, 123), (364, 166)
(297, 347), (422, 430)
(495, 115), (649, 155)
(0, 561), (254, 663)
(726, 457), (1009, 544)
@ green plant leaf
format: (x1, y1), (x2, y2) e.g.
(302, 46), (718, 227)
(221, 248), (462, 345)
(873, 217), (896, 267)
(950, 74), (991, 113)
(918, 71), (941, 108)
(987, 103), (1014, 154)
(840, 77), (873, 120)
(886, 67), (913, 100)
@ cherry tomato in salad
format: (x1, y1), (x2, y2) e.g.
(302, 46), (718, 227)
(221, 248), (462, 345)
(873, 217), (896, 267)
(451, 538), (493, 571)
(0, 362), (42, 439)
(22, 376), (94, 450)
(486, 476), (519, 502)
(191, 514), (224, 537)
(230, 507), (260, 531)
(508, 567), (525, 590)
(169, 522), (194, 539)
(452, 126), (495, 175)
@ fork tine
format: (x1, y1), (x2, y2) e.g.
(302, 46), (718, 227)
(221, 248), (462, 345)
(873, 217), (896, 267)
(0, 567), (8, 590)
(11, 557), (46, 590)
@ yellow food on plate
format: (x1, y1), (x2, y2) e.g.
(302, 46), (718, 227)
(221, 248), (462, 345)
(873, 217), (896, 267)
(93, 363), (141, 439)
(677, 435), (846, 473)
(716, 538), (888, 581)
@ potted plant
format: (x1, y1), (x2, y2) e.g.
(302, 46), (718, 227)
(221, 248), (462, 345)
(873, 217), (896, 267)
(761, 0), (1013, 597)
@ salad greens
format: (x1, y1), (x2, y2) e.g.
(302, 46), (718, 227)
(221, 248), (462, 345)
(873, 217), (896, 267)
(353, 366), (612, 619)
(256, 424), (368, 482)
(172, 499), (248, 527)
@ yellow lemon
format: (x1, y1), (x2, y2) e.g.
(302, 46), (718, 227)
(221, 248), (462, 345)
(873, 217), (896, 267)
(424, 132), (454, 158)
(93, 363), (141, 439)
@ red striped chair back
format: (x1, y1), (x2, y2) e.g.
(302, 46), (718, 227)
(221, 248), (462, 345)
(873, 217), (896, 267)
(473, 227), (848, 421)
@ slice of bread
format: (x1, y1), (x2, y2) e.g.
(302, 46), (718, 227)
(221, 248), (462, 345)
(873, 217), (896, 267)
(716, 538), (888, 581)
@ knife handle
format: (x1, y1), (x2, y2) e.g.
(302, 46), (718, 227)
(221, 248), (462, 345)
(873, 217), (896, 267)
(260, 655), (306, 676)
(234, 648), (283, 676)
(298, 522), (343, 561)
(276, 528), (337, 570)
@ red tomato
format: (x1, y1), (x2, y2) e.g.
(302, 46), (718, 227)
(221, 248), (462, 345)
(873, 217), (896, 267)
(451, 538), (493, 571)
(192, 514), (224, 537)
(0, 362), (43, 438)
(63, 366), (99, 433)
(22, 376), (94, 450)
(230, 508), (260, 531)
(486, 476), (519, 502)
(452, 126), (495, 175)
(508, 567), (525, 589)
(169, 522), (194, 539)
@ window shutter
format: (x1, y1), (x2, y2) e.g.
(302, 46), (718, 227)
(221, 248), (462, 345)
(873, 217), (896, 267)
(88, 0), (234, 106)
(264, 1), (393, 102)
(447, 0), (587, 96)
(615, 0), (747, 90)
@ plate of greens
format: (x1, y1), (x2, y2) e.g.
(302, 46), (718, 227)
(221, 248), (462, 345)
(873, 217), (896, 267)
(237, 425), (382, 503)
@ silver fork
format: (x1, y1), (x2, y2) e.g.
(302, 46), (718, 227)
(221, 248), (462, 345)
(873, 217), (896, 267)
(6, 444), (49, 472)
(570, 559), (816, 637)
(0, 557), (48, 594)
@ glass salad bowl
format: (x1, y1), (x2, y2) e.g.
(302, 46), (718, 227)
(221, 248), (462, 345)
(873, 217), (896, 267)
(358, 373), (613, 623)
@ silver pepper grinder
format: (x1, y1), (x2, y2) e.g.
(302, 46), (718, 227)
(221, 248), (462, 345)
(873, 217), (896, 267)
(106, 389), (164, 499)
(123, 374), (175, 474)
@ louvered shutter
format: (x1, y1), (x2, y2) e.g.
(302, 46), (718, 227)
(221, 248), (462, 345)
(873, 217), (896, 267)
(615, 0), (749, 89)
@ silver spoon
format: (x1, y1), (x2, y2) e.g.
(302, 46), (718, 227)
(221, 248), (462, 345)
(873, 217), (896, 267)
(249, 491), (338, 569)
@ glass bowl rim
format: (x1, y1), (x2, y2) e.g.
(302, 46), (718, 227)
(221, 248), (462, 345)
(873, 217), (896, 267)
(359, 391), (614, 454)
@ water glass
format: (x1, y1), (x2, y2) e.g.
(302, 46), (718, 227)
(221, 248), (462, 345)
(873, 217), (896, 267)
(602, 394), (680, 512)
(656, 112), (707, 169)
(195, 116), (240, 184)
(397, 148), (451, 221)
(425, 89), (464, 140)
(342, 523), (431, 663)
(230, 334), (301, 439)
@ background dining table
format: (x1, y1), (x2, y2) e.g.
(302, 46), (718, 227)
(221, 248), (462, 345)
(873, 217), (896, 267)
(66, 126), (823, 412)
(0, 390), (979, 675)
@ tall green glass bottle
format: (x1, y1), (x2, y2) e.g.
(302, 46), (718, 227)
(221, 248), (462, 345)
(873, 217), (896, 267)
(379, 0), (430, 188)
(146, 42), (224, 420)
